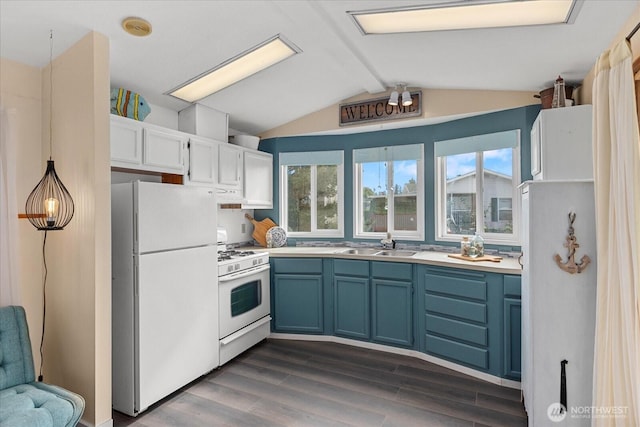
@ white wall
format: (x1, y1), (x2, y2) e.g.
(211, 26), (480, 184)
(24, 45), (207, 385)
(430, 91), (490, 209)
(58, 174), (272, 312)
(2, 31), (112, 427)
(218, 207), (254, 244)
(142, 102), (179, 130)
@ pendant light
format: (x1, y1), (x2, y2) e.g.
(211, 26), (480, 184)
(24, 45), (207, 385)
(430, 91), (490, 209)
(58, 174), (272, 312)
(388, 85), (399, 106)
(25, 30), (74, 231)
(401, 86), (413, 106)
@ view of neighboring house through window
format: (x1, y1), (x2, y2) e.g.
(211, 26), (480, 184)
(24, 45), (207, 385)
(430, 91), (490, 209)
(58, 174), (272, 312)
(279, 151), (344, 237)
(354, 144), (424, 240)
(436, 130), (520, 244)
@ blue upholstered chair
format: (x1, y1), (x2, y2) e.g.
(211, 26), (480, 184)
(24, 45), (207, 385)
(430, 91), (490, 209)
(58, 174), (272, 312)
(0, 306), (84, 427)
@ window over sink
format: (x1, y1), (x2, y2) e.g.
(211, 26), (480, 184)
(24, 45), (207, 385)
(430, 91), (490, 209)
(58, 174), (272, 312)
(353, 144), (424, 240)
(279, 151), (344, 237)
(435, 129), (521, 245)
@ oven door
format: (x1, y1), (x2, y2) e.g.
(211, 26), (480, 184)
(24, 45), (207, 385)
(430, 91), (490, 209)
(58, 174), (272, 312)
(219, 263), (270, 339)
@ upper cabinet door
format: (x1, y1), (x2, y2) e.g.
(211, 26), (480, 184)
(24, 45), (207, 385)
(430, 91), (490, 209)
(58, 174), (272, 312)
(186, 137), (217, 186)
(218, 144), (243, 188)
(242, 151), (273, 209)
(143, 127), (186, 174)
(111, 116), (143, 167)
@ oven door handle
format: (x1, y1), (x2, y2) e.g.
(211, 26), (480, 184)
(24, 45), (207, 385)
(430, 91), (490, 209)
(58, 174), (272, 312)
(219, 264), (270, 282)
(220, 316), (272, 346)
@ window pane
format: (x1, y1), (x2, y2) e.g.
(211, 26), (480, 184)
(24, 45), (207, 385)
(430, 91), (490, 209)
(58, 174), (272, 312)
(445, 153), (476, 234)
(393, 160), (417, 231)
(394, 195), (417, 230)
(286, 166), (310, 232)
(483, 148), (513, 234)
(316, 165), (338, 230)
(361, 161), (387, 232)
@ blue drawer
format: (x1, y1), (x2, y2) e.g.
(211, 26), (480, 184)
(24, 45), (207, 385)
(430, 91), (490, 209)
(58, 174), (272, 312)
(424, 273), (487, 301)
(426, 313), (488, 346)
(426, 333), (489, 370)
(425, 294), (487, 324)
(371, 261), (412, 281)
(503, 275), (521, 297)
(334, 259), (369, 277)
(272, 258), (323, 274)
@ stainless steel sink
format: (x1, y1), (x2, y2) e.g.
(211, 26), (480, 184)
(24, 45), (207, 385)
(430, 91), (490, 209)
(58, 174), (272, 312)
(374, 250), (416, 257)
(335, 248), (382, 255)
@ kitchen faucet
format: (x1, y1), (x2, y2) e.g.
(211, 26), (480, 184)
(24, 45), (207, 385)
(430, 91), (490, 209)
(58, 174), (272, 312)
(380, 232), (396, 249)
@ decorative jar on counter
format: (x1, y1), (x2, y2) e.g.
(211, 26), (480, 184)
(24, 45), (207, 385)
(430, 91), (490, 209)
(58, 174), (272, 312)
(472, 233), (485, 257)
(461, 236), (471, 256)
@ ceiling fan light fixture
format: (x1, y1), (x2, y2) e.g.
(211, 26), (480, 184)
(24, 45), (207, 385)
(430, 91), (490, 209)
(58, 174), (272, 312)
(348, 0), (579, 34)
(169, 34), (301, 103)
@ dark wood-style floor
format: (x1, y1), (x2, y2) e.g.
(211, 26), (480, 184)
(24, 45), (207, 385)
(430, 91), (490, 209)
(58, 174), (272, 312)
(113, 339), (527, 427)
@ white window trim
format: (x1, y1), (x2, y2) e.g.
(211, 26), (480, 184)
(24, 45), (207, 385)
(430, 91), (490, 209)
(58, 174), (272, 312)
(435, 138), (521, 246)
(279, 154), (344, 238)
(353, 148), (425, 241)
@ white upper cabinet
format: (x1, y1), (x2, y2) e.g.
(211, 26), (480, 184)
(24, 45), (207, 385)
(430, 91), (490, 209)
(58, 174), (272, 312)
(143, 127), (186, 174)
(185, 136), (218, 187)
(242, 150), (273, 209)
(531, 105), (592, 181)
(110, 116), (143, 167)
(110, 115), (186, 175)
(217, 143), (243, 202)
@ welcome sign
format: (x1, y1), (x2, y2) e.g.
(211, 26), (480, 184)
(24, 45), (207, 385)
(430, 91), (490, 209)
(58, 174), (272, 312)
(339, 91), (422, 126)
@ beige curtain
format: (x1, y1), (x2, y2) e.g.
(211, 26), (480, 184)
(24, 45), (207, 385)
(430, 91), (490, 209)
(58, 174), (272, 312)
(0, 106), (21, 306)
(592, 40), (640, 426)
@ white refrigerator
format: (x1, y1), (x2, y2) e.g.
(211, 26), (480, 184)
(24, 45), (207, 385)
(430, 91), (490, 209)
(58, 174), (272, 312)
(111, 181), (219, 416)
(521, 180), (597, 426)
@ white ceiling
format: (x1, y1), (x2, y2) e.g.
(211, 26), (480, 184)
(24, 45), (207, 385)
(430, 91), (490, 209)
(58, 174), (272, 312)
(1, 1), (637, 135)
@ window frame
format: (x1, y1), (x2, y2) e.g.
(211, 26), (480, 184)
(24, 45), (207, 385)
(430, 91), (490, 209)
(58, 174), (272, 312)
(279, 151), (344, 238)
(435, 133), (521, 245)
(353, 144), (425, 241)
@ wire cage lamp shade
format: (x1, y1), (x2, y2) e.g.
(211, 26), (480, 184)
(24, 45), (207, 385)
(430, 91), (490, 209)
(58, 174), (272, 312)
(25, 160), (74, 230)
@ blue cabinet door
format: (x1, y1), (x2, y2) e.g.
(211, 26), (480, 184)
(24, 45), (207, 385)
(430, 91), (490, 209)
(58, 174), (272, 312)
(504, 298), (522, 380)
(273, 274), (324, 333)
(371, 279), (413, 347)
(334, 276), (370, 340)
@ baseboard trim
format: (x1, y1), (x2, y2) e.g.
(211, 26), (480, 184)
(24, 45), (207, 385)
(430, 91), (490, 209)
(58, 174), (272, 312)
(79, 418), (113, 427)
(269, 333), (522, 390)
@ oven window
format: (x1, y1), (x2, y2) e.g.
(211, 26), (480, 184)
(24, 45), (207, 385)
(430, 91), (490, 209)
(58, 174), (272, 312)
(231, 280), (261, 317)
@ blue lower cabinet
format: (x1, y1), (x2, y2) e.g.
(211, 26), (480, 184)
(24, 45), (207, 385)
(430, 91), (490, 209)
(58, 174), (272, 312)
(334, 276), (370, 339)
(271, 257), (521, 380)
(418, 265), (503, 377)
(372, 279), (413, 347)
(272, 258), (324, 333)
(273, 274), (324, 333)
(503, 274), (522, 380)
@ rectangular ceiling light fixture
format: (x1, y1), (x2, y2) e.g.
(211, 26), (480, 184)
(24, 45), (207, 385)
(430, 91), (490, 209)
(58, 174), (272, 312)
(169, 34), (301, 102)
(348, 0), (579, 35)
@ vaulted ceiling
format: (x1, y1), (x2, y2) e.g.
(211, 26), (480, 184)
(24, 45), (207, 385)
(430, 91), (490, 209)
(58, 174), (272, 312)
(1, 1), (637, 135)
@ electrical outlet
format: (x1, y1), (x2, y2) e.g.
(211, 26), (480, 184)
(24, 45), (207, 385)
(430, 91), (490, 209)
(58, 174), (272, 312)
(241, 223), (246, 233)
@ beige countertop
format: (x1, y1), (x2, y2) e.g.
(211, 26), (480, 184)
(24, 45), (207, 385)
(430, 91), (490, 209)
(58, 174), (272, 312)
(239, 246), (522, 275)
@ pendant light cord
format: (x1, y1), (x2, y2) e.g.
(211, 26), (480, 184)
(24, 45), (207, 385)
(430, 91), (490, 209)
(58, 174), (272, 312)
(48, 29), (53, 161)
(38, 230), (48, 382)
(37, 30), (54, 383)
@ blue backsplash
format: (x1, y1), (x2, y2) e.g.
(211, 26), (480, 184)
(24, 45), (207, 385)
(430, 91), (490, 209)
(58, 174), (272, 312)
(256, 104), (540, 251)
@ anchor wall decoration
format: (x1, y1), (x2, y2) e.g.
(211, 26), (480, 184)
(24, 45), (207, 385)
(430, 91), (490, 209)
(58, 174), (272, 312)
(553, 212), (591, 274)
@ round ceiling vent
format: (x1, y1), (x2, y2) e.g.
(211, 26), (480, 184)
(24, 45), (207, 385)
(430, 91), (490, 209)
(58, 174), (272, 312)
(122, 17), (152, 37)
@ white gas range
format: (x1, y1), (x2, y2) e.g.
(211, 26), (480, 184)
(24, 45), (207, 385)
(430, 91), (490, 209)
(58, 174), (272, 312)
(216, 228), (271, 365)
